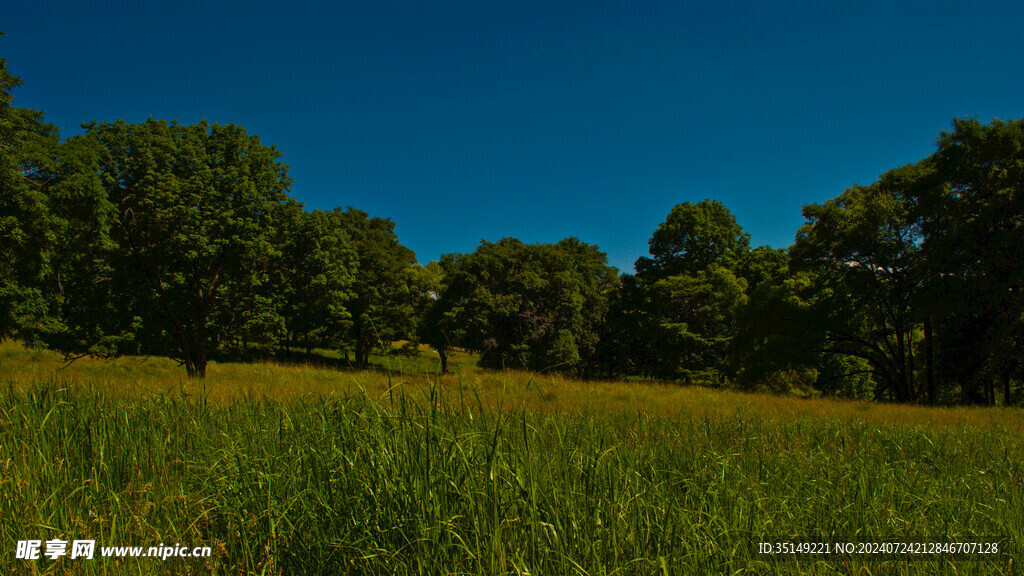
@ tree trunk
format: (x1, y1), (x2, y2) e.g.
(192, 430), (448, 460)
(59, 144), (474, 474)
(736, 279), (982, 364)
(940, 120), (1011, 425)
(182, 317), (209, 378)
(439, 348), (449, 375)
(924, 317), (935, 404)
(353, 321), (366, 369)
(355, 337), (367, 369)
(182, 346), (207, 378)
(191, 352), (207, 378)
(194, 354), (206, 378)
(361, 346), (370, 370)
(1003, 372), (1011, 406)
(195, 318), (207, 378)
(904, 329), (916, 402)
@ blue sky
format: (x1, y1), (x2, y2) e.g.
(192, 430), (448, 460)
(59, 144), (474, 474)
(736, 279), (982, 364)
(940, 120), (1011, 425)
(5, 1), (1024, 272)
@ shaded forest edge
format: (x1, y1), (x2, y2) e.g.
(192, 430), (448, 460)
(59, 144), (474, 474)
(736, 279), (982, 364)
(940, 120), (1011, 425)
(2, 52), (1022, 405)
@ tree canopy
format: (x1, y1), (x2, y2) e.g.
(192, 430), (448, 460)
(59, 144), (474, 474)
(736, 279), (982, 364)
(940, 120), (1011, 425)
(44, 119), (296, 376)
(635, 199), (751, 280)
(788, 162), (932, 401)
(425, 238), (618, 374)
(613, 200), (755, 382)
(1, 49), (1022, 402)
(0, 53), (61, 343)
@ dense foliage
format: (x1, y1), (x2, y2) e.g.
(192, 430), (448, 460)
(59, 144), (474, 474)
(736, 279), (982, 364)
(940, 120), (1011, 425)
(1, 52), (1022, 404)
(422, 237), (618, 375)
(0, 52), (61, 346)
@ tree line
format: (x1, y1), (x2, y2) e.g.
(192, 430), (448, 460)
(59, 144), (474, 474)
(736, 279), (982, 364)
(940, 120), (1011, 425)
(2, 54), (1021, 404)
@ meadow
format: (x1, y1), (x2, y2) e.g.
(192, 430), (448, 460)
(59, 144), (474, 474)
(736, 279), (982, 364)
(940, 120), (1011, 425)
(0, 342), (1021, 575)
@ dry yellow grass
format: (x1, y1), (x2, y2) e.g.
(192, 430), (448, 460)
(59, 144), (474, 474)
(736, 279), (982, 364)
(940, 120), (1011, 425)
(2, 340), (1021, 433)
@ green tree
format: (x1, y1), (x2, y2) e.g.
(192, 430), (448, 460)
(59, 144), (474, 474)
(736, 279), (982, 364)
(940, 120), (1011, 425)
(622, 200), (752, 382)
(790, 162), (932, 402)
(737, 245), (788, 293)
(416, 260), (456, 373)
(922, 118), (1024, 404)
(270, 208), (358, 357)
(429, 237), (618, 374)
(0, 50), (62, 343)
(728, 250), (816, 393)
(53, 119), (295, 377)
(644, 264), (747, 382)
(593, 274), (649, 377)
(636, 199), (750, 279)
(335, 208), (418, 369)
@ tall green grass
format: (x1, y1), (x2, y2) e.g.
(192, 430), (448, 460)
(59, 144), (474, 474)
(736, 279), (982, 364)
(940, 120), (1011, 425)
(1, 380), (1020, 575)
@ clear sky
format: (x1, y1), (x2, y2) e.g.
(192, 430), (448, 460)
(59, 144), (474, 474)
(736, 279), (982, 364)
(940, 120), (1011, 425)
(5, 1), (1023, 272)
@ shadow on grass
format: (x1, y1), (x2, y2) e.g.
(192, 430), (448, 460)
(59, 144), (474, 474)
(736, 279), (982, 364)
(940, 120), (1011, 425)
(212, 344), (464, 377)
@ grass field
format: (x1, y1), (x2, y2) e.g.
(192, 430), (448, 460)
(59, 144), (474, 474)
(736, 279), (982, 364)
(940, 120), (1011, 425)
(1, 341), (1022, 574)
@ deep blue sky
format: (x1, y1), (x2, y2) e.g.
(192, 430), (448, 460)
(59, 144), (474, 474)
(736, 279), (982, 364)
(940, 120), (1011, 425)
(5, 1), (1023, 272)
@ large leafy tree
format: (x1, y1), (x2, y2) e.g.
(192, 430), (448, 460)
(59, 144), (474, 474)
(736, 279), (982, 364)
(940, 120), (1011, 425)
(921, 118), (1024, 404)
(0, 51), (62, 342)
(418, 259), (457, 373)
(218, 206), (359, 358)
(621, 200), (752, 382)
(592, 274), (649, 377)
(789, 162), (932, 402)
(428, 237), (618, 374)
(277, 209), (358, 356)
(643, 265), (748, 382)
(636, 199), (750, 280)
(54, 119), (295, 377)
(741, 118), (1023, 405)
(335, 208), (418, 369)
(727, 247), (819, 393)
